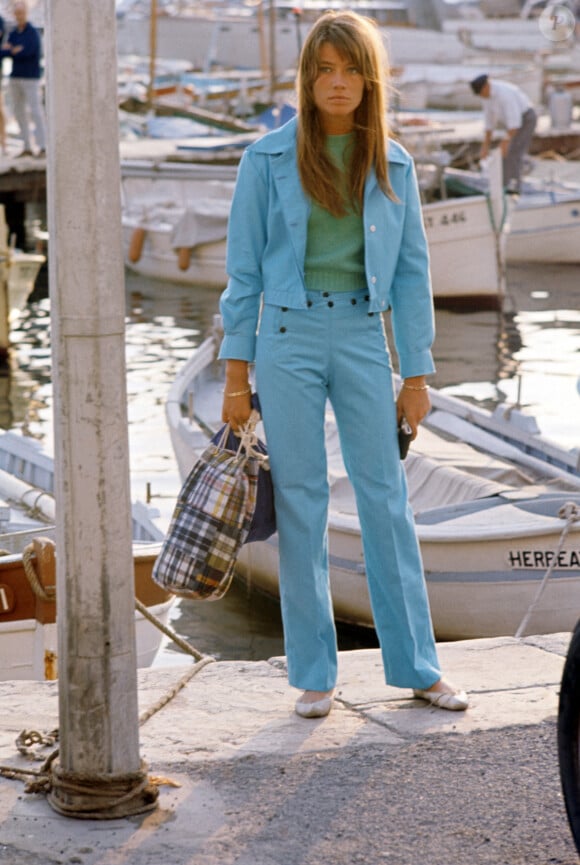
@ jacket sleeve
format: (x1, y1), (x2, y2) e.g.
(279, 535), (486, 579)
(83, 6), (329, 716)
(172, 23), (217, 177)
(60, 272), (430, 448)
(389, 159), (436, 379)
(218, 149), (268, 363)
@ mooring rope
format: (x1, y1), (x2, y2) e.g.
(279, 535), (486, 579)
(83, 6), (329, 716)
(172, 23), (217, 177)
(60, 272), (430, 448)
(515, 501), (580, 639)
(134, 597), (206, 661)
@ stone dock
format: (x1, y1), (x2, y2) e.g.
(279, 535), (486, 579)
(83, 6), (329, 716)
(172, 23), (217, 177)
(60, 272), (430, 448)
(0, 632), (578, 865)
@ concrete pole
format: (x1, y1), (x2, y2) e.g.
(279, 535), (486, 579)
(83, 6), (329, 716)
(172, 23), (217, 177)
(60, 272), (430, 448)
(44, 0), (157, 817)
(147, 0), (157, 108)
(268, 0), (276, 104)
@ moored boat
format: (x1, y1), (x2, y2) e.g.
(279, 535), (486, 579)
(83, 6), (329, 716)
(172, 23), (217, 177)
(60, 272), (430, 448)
(0, 432), (175, 681)
(444, 166), (580, 263)
(165, 328), (580, 641)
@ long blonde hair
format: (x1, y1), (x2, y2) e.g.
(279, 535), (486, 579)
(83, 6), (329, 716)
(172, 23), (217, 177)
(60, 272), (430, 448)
(297, 11), (395, 216)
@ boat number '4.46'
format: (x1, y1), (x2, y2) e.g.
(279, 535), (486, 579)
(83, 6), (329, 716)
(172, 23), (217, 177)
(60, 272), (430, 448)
(423, 210), (467, 230)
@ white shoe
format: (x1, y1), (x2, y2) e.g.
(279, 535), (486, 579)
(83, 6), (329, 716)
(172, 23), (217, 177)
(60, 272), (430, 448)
(295, 690), (335, 719)
(413, 684), (469, 712)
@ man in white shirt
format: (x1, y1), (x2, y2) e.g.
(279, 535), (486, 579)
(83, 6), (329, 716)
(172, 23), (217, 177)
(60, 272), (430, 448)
(470, 74), (537, 193)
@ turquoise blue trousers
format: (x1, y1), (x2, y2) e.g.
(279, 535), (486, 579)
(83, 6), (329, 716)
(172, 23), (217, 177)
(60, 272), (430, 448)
(255, 287), (441, 692)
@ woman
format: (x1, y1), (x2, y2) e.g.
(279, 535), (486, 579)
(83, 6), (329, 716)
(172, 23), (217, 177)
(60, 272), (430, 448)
(219, 11), (468, 718)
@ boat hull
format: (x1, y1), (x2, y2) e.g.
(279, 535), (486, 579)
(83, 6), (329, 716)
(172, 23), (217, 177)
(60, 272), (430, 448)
(123, 219), (228, 288)
(0, 543), (175, 681)
(423, 195), (504, 309)
(507, 198), (580, 263)
(236, 517), (580, 640)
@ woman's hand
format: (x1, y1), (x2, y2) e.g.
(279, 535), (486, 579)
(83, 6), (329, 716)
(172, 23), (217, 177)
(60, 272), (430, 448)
(222, 359), (253, 430)
(396, 377), (431, 439)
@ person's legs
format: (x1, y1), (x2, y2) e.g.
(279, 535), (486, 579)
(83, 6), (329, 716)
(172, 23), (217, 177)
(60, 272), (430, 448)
(9, 78), (31, 151)
(255, 301), (338, 693)
(503, 108), (537, 190)
(327, 294), (441, 690)
(22, 79), (45, 151)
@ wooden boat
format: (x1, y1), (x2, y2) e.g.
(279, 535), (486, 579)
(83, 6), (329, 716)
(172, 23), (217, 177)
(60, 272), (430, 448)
(0, 432), (174, 681)
(165, 328), (580, 641)
(121, 154), (508, 309)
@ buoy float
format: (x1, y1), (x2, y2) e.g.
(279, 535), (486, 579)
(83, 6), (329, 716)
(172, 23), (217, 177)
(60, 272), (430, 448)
(177, 247), (192, 271)
(128, 226), (146, 263)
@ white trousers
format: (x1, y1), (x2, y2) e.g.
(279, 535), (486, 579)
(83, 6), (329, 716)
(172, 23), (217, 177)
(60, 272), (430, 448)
(9, 77), (46, 151)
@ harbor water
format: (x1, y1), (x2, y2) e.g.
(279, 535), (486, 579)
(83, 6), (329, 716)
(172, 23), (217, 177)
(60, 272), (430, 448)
(4, 261), (580, 665)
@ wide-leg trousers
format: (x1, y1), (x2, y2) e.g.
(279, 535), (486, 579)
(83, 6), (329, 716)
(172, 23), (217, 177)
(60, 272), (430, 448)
(255, 287), (441, 692)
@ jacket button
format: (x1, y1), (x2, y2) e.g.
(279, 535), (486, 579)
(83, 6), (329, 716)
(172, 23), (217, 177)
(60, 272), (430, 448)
(351, 298), (357, 305)
(281, 306), (288, 312)
(279, 326), (287, 333)
(364, 295), (370, 301)
(371, 276), (377, 284)
(307, 300), (313, 308)
(328, 301), (334, 308)
(370, 225), (376, 232)
(322, 291), (330, 297)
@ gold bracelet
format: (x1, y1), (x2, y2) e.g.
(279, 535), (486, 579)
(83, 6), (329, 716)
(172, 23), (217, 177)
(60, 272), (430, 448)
(402, 383), (429, 391)
(224, 386), (251, 398)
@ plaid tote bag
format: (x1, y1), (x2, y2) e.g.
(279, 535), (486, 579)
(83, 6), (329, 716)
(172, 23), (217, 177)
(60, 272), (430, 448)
(152, 424), (262, 600)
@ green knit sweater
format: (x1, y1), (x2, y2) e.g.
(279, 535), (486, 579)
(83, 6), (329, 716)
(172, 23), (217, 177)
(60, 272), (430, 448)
(304, 133), (366, 293)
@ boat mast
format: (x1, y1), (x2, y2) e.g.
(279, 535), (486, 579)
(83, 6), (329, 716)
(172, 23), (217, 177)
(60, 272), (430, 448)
(269, 0), (276, 104)
(147, 0), (157, 108)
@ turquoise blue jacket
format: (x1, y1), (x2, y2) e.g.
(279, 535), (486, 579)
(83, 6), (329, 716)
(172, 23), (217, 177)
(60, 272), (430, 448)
(219, 117), (435, 378)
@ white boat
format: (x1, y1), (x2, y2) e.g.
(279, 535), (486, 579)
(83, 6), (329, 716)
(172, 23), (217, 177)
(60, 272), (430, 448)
(121, 162), (236, 289)
(165, 328), (580, 641)
(422, 191), (506, 308)
(443, 166), (580, 263)
(0, 431), (175, 681)
(122, 154), (507, 308)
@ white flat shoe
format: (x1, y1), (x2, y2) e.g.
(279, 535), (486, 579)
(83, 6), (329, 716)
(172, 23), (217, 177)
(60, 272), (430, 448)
(413, 687), (469, 712)
(295, 691), (335, 719)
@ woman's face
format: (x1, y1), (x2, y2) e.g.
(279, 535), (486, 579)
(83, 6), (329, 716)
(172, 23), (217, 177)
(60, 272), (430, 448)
(312, 42), (365, 134)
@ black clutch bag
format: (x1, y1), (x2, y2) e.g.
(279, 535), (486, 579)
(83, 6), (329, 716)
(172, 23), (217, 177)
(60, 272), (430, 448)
(398, 418), (413, 460)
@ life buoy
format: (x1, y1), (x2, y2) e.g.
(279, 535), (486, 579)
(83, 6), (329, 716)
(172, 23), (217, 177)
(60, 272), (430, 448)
(128, 226), (146, 263)
(177, 247), (191, 271)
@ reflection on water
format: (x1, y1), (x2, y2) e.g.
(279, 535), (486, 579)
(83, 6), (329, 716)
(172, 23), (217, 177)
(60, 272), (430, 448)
(1, 262), (579, 662)
(436, 263), (580, 450)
